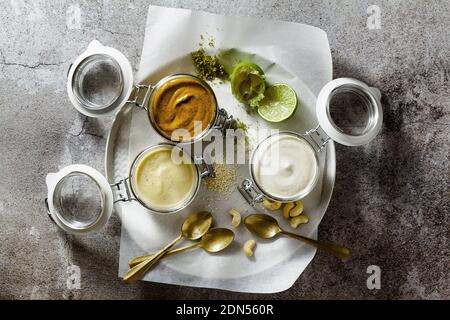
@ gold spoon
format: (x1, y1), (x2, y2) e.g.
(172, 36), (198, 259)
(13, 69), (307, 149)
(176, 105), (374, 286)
(128, 228), (235, 268)
(124, 211), (213, 284)
(244, 214), (350, 259)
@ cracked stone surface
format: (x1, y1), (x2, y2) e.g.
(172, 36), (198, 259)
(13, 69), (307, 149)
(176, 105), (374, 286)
(0, 0), (449, 299)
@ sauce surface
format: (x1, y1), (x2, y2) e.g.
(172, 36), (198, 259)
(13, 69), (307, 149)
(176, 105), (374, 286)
(133, 147), (197, 210)
(151, 77), (216, 140)
(252, 134), (318, 199)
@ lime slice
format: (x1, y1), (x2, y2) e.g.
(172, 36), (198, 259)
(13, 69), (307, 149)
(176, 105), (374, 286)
(230, 61), (266, 107)
(257, 84), (298, 122)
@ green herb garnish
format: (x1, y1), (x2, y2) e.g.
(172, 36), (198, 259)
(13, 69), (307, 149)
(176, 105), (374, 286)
(191, 47), (228, 81)
(234, 118), (248, 132)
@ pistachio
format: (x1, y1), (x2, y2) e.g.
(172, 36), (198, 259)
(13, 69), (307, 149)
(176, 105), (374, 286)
(243, 239), (256, 257)
(191, 48), (228, 81)
(290, 215), (309, 228)
(289, 200), (304, 217)
(263, 198), (282, 211)
(228, 208), (241, 228)
(283, 202), (295, 219)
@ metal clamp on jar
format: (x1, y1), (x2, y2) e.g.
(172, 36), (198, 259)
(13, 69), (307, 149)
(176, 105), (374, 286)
(45, 143), (214, 234)
(67, 40), (235, 142)
(239, 78), (383, 206)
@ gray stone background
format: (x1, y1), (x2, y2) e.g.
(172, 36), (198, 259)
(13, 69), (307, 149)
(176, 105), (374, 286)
(0, 0), (448, 299)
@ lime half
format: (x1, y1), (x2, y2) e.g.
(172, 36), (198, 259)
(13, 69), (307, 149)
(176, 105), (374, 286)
(257, 84), (298, 122)
(230, 61), (266, 107)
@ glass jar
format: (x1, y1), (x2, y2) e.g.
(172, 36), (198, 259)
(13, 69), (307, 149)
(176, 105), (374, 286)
(145, 74), (233, 143)
(126, 143), (212, 213)
(67, 40), (234, 142)
(239, 78), (383, 206)
(45, 143), (213, 234)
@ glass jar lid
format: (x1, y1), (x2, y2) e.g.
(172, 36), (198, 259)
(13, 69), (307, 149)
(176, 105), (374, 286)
(72, 54), (124, 110)
(316, 78), (383, 146)
(45, 165), (113, 234)
(66, 40), (134, 117)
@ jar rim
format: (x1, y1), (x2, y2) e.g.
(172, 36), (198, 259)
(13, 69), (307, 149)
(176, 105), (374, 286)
(71, 53), (124, 111)
(316, 78), (383, 146)
(249, 131), (321, 202)
(52, 171), (105, 230)
(128, 143), (202, 214)
(146, 74), (219, 144)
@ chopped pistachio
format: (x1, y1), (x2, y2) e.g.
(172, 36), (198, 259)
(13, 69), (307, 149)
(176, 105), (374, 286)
(191, 48), (228, 81)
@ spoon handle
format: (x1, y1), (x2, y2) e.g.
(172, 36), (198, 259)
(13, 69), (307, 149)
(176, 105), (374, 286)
(123, 235), (183, 284)
(128, 243), (200, 268)
(281, 231), (350, 259)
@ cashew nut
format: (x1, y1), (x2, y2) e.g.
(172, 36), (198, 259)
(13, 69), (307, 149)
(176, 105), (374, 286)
(289, 200), (304, 217)
(228, 208), (241, 228)
(263, 198), (282, 211)
(283, 202), (295, 218)
(290, 215), (309, 228)
(243, 239), (256, 257)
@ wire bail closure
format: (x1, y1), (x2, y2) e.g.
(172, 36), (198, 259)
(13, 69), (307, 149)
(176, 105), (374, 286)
(110, 178), (134, 203)
(127, 84), (152, 111)
(238, 179), (264, 207)
(214, 108), (235, 135)
(304, 125), (330, 152)
(194, 155), (215, 179)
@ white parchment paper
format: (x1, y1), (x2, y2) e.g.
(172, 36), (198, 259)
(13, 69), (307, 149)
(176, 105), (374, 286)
(117, 5), (334, 293)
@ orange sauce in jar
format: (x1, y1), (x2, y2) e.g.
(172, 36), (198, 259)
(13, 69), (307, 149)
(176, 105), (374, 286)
(151, 77), (216, 140)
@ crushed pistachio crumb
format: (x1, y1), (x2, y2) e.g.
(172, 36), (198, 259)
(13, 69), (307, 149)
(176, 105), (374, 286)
(191, 47), (228, 81)
(234, 118), (248, 133)
(208, 37), (215, 48)
(233, 118), (251, 147)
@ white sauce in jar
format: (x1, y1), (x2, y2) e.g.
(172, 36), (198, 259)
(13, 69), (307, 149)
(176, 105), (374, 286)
(252, 133), (319, 200)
